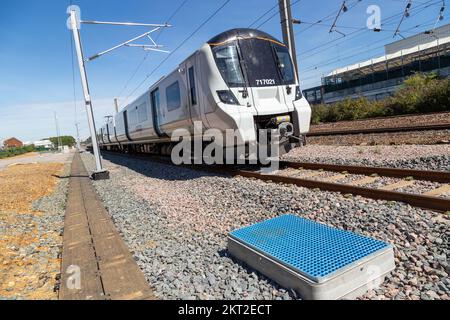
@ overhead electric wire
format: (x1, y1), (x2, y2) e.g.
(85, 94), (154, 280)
(296, 0), (440, 59)
(116, 0), (190, 100)
(259, 0), (302, 29)
(300, 19), (439, 77)
(432, 0), (446, 29)
(297, 0), (444, 85)
(394, 0), (413, 38)
(248, 2), (279, 28)
(295, 0), (363, 35)
(122, 0), (231, 107)
(249, 0), (302, 30)
(299, 17), (444, 88)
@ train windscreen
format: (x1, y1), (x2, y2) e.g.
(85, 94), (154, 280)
(238, 38), (295, 87)
(212, 44), (246, 88)
(212, 38), (295, 88)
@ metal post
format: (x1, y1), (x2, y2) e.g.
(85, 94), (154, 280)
(279, 0), (299, 81)
(54, 111), (62, 151)
(436, 38), (441, 74)
(114, 98), (119, 114)
(69, 9), (109, 180)
(75, 122), (81, 150)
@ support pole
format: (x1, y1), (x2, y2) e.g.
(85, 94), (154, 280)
(279, 0), (299, 81)
(69, 9), (109, 180)
(54, 111), (62, 151)
(114, 98), (119, 114)
(75, 122), (81, 150)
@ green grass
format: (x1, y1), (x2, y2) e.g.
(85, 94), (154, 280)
(0, 145), (36, 159)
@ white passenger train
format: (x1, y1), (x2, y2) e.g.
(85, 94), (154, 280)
(98, 28), (311, 158)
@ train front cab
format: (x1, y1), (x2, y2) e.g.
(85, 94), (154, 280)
(200, 28), (311, 155)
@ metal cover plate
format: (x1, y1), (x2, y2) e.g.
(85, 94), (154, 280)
(229, 215), (391, 283)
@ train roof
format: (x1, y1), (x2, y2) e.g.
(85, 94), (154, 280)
(207, 28), (284, 46)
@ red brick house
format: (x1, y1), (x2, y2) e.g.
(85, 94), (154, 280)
(3, 137), (23, 149)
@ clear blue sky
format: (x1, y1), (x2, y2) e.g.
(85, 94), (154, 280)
(0, 0), (446, 142)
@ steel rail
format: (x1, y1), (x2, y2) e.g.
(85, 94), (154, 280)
(279, 161), (450, 183)
(232, 169), (450, 213)
(307, 124), (450, 137)
(101, 152), (450, 213)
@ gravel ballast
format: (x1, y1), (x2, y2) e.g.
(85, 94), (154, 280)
(81, 151), (449, 300)
(0, 161), (69, 300)
(310, 112), (450, 133)
(283, 145), (450, 171)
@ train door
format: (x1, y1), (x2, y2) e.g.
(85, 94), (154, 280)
(123, 110), (132, 141)
(150, 88), (167, 137)
(100, 128), (105, 144)
(184, 58), (202, 129)
(106, 124), (112, 143)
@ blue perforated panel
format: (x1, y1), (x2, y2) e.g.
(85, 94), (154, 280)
(229, 215), (390, 283)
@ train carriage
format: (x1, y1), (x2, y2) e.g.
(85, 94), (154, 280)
(99, 28), (312, 158)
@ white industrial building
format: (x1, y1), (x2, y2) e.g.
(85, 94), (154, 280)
(303, 23), (450, 104)
(24, 139), (54, 149)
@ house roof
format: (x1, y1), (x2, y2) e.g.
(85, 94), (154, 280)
(4, 137), (22, 143)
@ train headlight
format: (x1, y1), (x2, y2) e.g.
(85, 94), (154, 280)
(295, 86), (303, 101)
(217, 90), (240, 105)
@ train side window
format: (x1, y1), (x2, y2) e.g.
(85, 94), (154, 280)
(129, 108), (137, 126)
(137, 102), (148, 122)
(188, 67), (197, 106)
(166, 81), (181, 111)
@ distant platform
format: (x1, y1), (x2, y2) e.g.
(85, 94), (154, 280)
(228, 215), (395, 300)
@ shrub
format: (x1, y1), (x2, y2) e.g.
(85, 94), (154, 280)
(310, 73), (450, 124)
(0, 145), (36, 159)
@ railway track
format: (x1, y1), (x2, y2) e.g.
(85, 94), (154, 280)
(102, 151), (450, 213)
(234, 162), (450, 213)
(307, 123), (450, 137)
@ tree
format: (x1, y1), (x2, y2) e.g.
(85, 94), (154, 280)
(47, 136), (76, 147)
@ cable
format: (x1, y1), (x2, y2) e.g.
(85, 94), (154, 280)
(116, 0), (190, 100)
(299, 19), (439, 84)
(296, 0), (363, 36)
(296, 0), (439, 59)
(432, 0), (446, 29)
(156, 0), (189, 42)
(394, 0), (413, 38)
(254, 0), (302, 29)
(122, 0), (231, 107)
(298, 1), (442, 80)
(301, 19), (437, 76)
(329, 1), (357, 36)
(248, 2), (279, 28)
